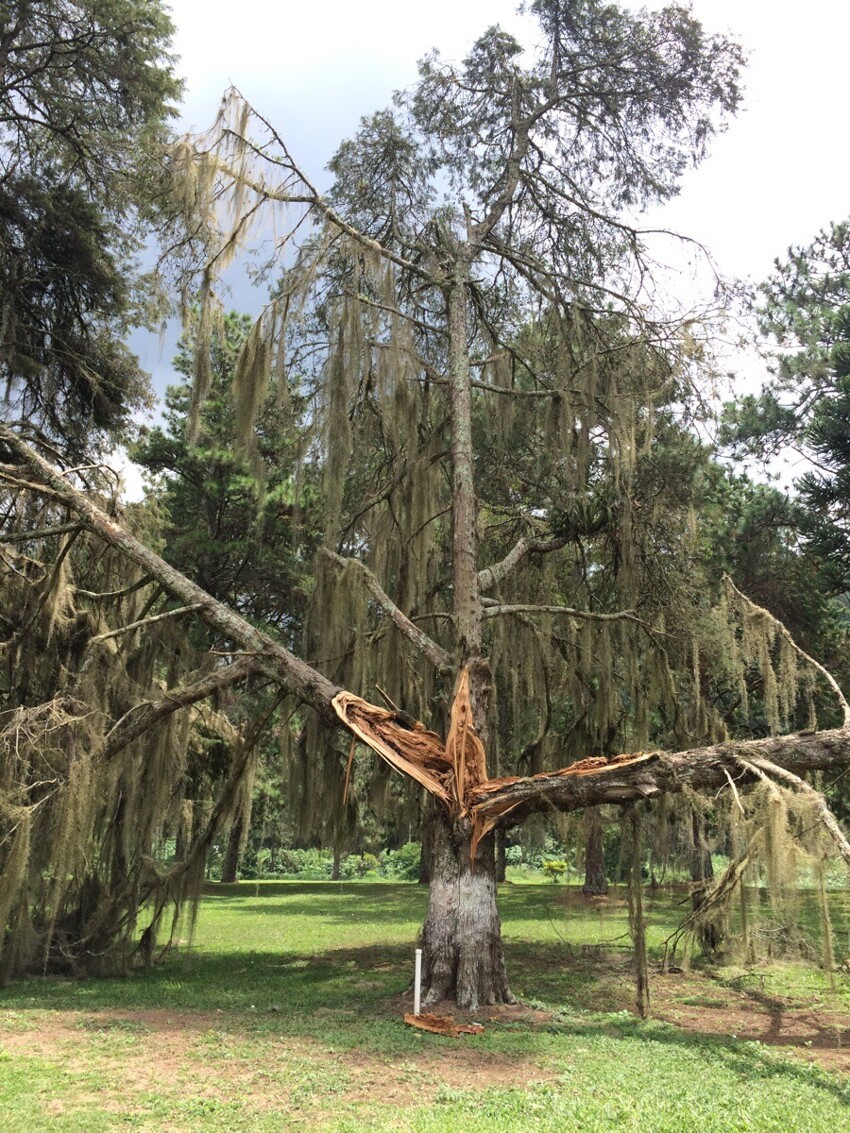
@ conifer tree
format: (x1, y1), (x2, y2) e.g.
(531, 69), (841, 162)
(5, 0), (850, 1009)
(0, 0), (181, 451)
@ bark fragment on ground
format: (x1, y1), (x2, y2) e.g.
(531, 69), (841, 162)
(403, 1012), (484, 1036)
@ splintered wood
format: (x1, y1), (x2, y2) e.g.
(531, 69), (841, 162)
(403, 1013), (484, 1036)
(331, 691), (454, 804)
(445, 668), (488, 805)
(333, 668), (487, 814)
(333, 668), (657, 855)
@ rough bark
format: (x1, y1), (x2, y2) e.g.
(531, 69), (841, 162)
(418, 810), (432, 885)
(419, 808), (513, 1010)
(469, 729), (850, 826)
(582, 807), (609, 896)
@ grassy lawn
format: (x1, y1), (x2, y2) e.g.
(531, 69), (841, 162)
(1, 882), (849, 1130)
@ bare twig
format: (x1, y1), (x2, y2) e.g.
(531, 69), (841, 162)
(90, 603), (205, 644)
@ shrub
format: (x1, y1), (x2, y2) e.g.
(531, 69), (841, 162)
(381, 842), (422, 880)
(542, 859), (568, 882)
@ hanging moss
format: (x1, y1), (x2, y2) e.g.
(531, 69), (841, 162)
(0, 495), (262, 980)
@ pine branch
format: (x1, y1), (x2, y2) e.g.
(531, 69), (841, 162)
(98, 655), (262, 763)
(477, 535), (568, 592)
(320, 548), (453, 674)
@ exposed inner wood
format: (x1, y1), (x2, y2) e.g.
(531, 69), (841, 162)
(332, 668), (655, 858)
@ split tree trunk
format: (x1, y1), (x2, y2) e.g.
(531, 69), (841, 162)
(420, 806), (513, 1010)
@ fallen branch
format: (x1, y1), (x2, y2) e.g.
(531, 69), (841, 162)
(469, 730), (850, 826)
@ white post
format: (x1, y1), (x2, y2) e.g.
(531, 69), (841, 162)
(414, 947), (422, 1016)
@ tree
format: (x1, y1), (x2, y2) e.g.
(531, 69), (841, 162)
(722, 220), (850, 460)
(5, 0), (850, 1010)
(0, 1), (247, 978)
(131, 311), (318, 637)
(0, 0), (180, 450)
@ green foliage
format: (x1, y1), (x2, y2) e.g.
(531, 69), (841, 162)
(542, 859), (568, 882)
(721, 216), (850, 621)
(131, 312), (319, 637)
(0, 0), (181, 450)
(240, 844), (418, 882)
(380, 841), (422, 880)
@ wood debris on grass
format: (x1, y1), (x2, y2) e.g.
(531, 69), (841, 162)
(403, 1013), (485, 1036)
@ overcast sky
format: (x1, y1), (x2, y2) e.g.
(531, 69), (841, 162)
(165, 0), (850, 277)
(131, 0), (850, 426)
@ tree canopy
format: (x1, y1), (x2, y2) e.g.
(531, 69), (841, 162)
(0, 0), (180, 449)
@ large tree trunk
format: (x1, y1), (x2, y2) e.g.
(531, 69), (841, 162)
(582, 807), (609, 896)
(420, 807), (513, 1010)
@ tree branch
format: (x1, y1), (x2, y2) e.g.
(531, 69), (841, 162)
(0, 425), (342, 724)
(90, 604), (205, 644)
(0, 521), (83, 543)
(320, 548), (453, 674)
(724, 574), (850, 726)
(98, 656), (262, 763)
(738, 756), (850, 868)
(470, 727), (850, 826)
(481, 603), (647, 628)
(477, 535), (568, 592)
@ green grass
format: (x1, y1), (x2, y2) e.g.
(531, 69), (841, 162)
(1, 882), (849, 1131)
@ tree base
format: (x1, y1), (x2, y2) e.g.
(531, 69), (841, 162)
(419, 808), (514, 1010)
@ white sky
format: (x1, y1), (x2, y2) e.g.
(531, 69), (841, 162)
(122, 0), (850, 493)
(165, 0), (850, 282)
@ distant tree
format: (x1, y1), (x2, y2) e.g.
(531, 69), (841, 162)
(132, 312), (319, 637)
(132, 312), (323, 882)
(722, 221), (850, 597)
